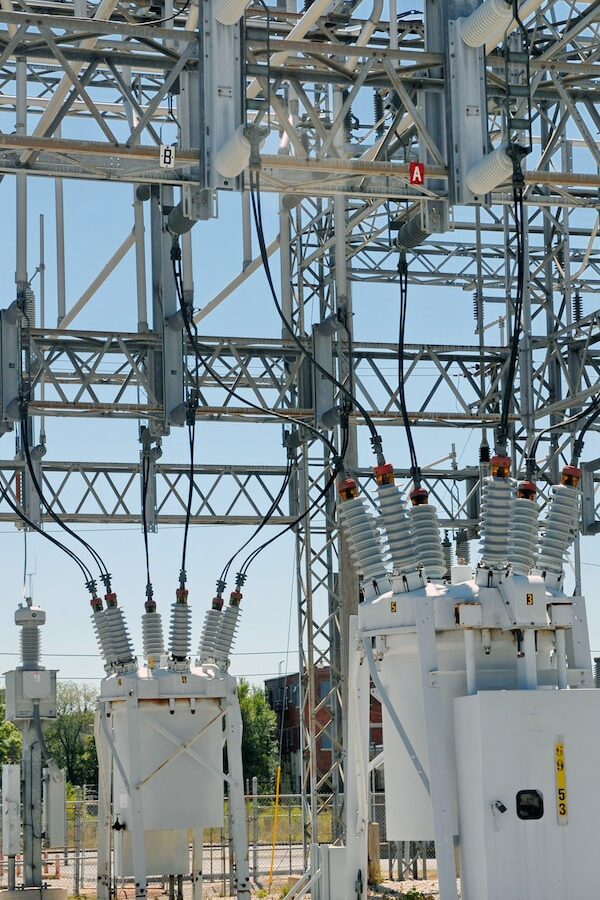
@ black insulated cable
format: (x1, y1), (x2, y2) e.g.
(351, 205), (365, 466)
(397, 251), (420, 485)
(249, 172), (386, 466)
(19, 413), (110, 584)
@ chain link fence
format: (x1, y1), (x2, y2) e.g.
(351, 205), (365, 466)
(0, 794), (435, 894)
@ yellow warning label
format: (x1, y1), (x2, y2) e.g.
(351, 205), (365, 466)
(526, 593), (534, 606)
(555, 740), (568, 825)
(390, 601), (397, 613)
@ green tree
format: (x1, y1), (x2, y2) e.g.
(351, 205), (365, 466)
(44, 682), (98, 788)
(0, 689), (21, 764)
(238, 679), (278, 791)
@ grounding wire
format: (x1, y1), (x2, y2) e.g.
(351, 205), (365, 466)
(19, 412), (110, 584)
(250, 172), (385, 461)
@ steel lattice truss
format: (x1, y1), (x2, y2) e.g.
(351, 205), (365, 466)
(0, 0), (599, 853)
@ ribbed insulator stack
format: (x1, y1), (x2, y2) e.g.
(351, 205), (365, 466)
(213, 604), (241, 669)
(455, 529), (471, 565)
(508, 481), (539, 575)
(377, 481), (419, 574)
(198, 596), (225, 663)
(21, 623), (40, 669)
(142, 608), (165, 663)
(169, 596), (192, 661)
(91, 608), (113, 666)
(479, 461), (514, 567)
(409, 493), (445, 581)
(105, 603), (136, 668)
(537, 468), (581, 577)
(460, 0), (512, 47)
(338, 481), (388, 591)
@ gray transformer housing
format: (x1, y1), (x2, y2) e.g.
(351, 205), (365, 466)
(5, 669), (58, 720)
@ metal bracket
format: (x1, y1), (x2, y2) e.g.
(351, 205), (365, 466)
(580, 457), (600, 534)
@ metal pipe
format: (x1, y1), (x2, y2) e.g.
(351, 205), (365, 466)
(555, 629), (567, 689)
(464, 629), (477, 695)
(16, 58), (27, 295)
(39, 215), (46, 443)
(134, 190), (148, 331)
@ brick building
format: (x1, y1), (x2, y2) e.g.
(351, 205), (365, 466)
(265, 666), (382, 793)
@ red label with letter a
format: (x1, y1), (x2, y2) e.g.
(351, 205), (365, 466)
(409, 162), (425, 185)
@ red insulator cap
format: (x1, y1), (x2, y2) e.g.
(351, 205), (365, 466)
(410, 487), (429, 506)
(517, 480), (537, 500)
(374, 463), (395, 486)
(105, 592), (118, 608)
(337, 478), (358, 501)
(212, 595), (224, 611)
(90, 596), (103, 612)
(561, 465), (582, 487)
(490, 455), (511, 478)
(176, 587), (189, 604)
(230, 590), (243, 606)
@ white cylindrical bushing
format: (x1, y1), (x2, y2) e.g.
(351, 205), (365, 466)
(214, 126), (251, 178)
(465, 146), (513, 196)
(460, 0), (512, 47)
(214, 0), (250, 25)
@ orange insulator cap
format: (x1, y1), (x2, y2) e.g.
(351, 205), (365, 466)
(212, 595), (224, 611)
(176, 587), (189, 604)
(561, 465), (582, 487)
(517, 480), (537, 500)
(105, 592), (118, 607)
(337, 478), (358, 501)
(374, 463), (395, 485)
(490, 455), (511, 478)
(410, 487), (429, 506)
(230, 590), (243, 606)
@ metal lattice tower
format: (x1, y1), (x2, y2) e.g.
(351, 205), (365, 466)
(0, 0), (598, 854)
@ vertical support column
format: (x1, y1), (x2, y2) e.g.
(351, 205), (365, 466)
(94, 711), (112, 900)
(134, 189), (149, 332)
(22, 726), (43, 888)
(149, 187), (185, 433)
(344, 618), (369, 900)
(413, 596), (458, 900)
(124, 687), (147, 900)
(192, 830), (204, 900)
(16, 57), (28, 309)
(224, 685), (250, 898)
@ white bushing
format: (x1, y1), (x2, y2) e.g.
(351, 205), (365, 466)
(460, 0), (512, 48)
(214, 126), (251, 178)
(465, 146), (513, 196)
(214, 0), (250, 24)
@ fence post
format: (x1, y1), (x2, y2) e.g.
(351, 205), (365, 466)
(251, 776), (258, 880)
(74, 789), (82, 896)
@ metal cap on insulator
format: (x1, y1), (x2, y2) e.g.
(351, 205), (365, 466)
(560, 465), (582, 488)
(90, 595), (103, 613)
(229, 590), (243, 607)
(490, 455), (511, 478)
(212, 594), (225, 611)
(176, 587), (189, 604)
(517, 480), (537, 500)
(374, 463), (395, 485)
(410, 487), (429, 506)
(105, 591), (118, 608)
(337, 477), (359, 501)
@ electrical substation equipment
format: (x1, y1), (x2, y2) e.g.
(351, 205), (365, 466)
(318, 460), (600, 900)
(180, 0), (244, 222)
(2, 599), (67, 900)
(94, 591), (250, 900)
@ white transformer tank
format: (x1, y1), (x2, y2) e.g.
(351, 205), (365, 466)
(361, 577), (564, 841)
(97, 665), (226, 878)
(455, 689), (600, 900)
